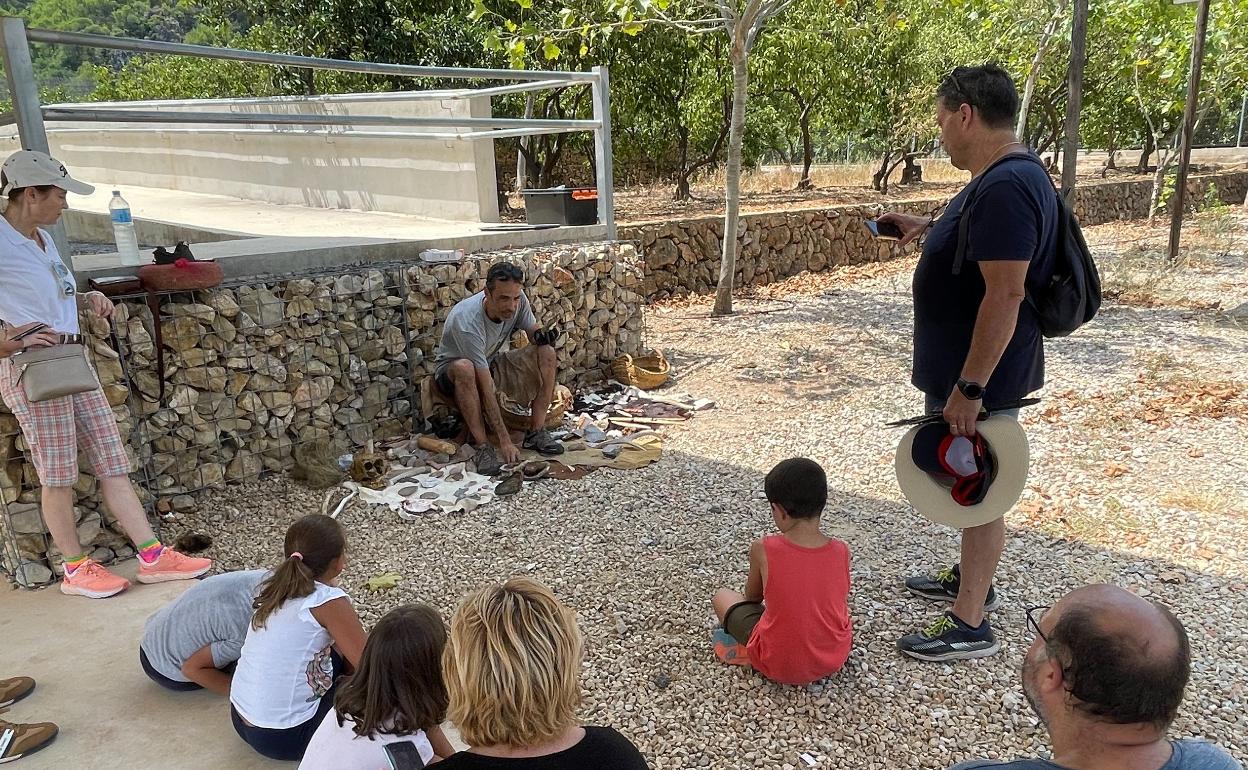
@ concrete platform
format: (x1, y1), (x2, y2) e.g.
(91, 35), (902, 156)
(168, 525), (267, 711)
(1, 562), (281, 769)
(0, 563), (465, 769)
(61, 184), (609, 282)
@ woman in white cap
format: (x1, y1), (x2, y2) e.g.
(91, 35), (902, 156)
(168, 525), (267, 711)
(0, 149), (211, 598)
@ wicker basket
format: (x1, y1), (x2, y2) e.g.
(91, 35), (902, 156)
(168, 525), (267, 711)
(610, 352), (670, 389)
(500, 384), (573, 432)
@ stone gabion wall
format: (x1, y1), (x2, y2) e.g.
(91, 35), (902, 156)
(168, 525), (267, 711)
(0, 242), (645, 585)
(623, 170), (1248, 301)
(1070, 170), (1248, 223)
(622, 201), (937, 300)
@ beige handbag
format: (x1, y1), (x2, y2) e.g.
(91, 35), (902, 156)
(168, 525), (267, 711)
(12, 344), (98, 402)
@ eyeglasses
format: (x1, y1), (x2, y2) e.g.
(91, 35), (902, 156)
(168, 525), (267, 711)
(1025, 604), (1051, 642)
(50, 260), (75, 297)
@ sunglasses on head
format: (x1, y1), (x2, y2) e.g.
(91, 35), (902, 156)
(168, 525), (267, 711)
(943, 67), (975, 110)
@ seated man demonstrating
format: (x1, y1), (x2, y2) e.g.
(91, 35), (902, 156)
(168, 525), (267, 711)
(434, 261), (564, 474)
(950, 584), (1242, 770)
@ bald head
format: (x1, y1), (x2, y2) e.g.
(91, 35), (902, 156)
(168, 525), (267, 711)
(1041, 584), (1190, 729)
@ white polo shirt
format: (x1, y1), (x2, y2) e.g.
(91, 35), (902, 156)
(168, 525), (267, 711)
(0, 215), (80, 335)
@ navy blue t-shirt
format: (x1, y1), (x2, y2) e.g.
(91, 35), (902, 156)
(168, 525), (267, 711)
(912, 154), (1058, 407)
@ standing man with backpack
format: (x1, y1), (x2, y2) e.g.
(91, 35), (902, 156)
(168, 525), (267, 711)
(880, 65), (1064, 661)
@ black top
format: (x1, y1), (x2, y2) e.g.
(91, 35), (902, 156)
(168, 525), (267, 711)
(437, 727), (649, 770)
(911, 154), (1058, 407)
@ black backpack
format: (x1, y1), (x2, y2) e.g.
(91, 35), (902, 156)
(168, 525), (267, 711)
(953, 153), (1101, 338)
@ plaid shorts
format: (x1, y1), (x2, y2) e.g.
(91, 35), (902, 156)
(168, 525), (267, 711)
(0, 356), (132, 487)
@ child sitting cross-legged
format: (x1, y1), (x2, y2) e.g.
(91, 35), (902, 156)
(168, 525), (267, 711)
(712, 457), (853, 685)
(299, 603), (457, 769)
(229, 514), (367, 762)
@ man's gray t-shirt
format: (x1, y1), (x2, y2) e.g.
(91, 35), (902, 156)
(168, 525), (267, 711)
(435, 291), (536, 370)
(140, 569), (267, 682)
(949, 739), (1242, 770)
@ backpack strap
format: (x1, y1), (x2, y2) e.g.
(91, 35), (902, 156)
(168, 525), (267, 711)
(952, 151), (1046, 275)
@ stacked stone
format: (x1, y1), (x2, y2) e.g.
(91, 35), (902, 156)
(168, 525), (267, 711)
(624, 203), (936, 301)
(622, 170), (1248, 301)
(1070, 171), (1248, 224)
(0, 241), (645, 586)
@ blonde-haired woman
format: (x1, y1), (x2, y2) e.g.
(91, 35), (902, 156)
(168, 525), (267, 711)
(437, 577), (648, 769)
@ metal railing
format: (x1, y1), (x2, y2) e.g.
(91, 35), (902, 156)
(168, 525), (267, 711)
(0, 17), (617, 265)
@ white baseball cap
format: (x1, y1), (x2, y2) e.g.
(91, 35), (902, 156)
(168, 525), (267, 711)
(1, 150), (94, 196)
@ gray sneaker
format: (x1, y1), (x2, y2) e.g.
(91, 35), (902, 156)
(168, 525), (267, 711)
(522, 428), (565, 455)
(905, 564), (1002, 612)
(473, 445), (503, 476)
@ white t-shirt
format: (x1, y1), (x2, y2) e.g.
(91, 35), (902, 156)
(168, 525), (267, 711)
(230, 581), (349, 729)
(299, 711), (434, 770)
(0, 216), (80, 335)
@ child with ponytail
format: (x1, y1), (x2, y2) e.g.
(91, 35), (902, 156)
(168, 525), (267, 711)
(229, 514), (367, 762)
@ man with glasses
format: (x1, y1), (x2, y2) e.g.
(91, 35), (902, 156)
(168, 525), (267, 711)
(433, 261), (564, 474)
(948, 585), (1240, 770)
(879, 65), (1058, 660)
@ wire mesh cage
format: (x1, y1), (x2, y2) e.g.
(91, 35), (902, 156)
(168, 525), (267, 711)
(1, 246), (645, 588)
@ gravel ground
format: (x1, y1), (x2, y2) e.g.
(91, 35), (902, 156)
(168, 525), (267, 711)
(170, 213), (1248, 770)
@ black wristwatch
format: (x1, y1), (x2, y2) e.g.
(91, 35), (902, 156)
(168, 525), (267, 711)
(956, 378), (985, 401)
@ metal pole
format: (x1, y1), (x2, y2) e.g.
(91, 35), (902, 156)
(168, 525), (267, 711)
(1061, 0), (1088, 201)
(590, 66), (616, 241)
(1237, 92), (1246, 148)
(1168, 0), (1212, 263)
(25, 27), (596, 83)
(41, 107), (597, 131)
(0, 17), (70, 267)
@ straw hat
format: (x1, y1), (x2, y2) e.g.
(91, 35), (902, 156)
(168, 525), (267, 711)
(895, 415), (1029, 528)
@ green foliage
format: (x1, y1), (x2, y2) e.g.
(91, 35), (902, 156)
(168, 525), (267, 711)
(6, 0), (1247, 190)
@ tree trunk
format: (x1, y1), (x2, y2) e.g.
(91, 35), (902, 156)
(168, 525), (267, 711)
(871, 151), (891, 191)
(674, 127), (692, 201)
(1017, 0), (1072, 138)
(1136, 133), (1155, 173)
(516, 93), (535, 194)
(797, 103), (814, 190)
(1148, 135), (1179, 222)
(900, 154), (923, 185)
(713, 44), (750, 317)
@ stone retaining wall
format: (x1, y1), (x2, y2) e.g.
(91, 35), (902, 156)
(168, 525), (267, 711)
(1, 242), (645, 585)
(623, 170), (1248, 300)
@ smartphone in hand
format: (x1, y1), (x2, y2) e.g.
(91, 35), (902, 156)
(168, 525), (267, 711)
(383, 740), (427, 770)
(865, 219), (905, 241)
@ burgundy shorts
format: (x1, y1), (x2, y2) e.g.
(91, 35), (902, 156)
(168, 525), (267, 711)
(0, 356), (132, 487)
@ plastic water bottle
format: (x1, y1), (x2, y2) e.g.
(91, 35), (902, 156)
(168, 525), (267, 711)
(109, 191), (142, 266)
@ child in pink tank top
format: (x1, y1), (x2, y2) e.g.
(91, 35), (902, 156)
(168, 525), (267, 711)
(712, 458), (852, 685)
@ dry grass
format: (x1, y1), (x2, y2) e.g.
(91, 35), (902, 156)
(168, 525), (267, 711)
(1160, 489), (1247, 519)
(1136, 350), (1180, 386)
(1014, 494), (1150, 549)
(1096, 209), (1245, 309)
(707, 160), (970, 192)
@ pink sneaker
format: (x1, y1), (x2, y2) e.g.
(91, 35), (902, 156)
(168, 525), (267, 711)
(136, 548), (212, 584)
(60, 560), (130, 599)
